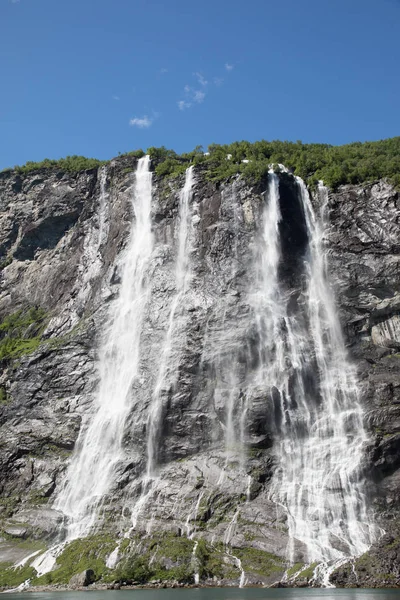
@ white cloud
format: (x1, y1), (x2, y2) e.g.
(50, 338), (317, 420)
(178, 76), (207, 111)
(213, 77), (224, 86)
(225, 63), (234, 71)
(178, 100), (191, 111)
(195, 72), (208, 86)
(129, 115), (152, 128)
(160, 68), (168, 74)
(193, 90), (205, 103)
(112, 95), (120, 101)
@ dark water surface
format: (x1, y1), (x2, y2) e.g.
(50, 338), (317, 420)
(10, 590), (400, 600)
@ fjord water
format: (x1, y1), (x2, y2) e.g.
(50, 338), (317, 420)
(55, 155), (154, 540)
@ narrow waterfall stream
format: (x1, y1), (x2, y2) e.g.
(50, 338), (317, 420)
(51, 156), (153, 547)
(123, 166), (196, 536)
(259, 172), (378, 572)
(146, 166), (195, 479)
(97, 164), (109, 250)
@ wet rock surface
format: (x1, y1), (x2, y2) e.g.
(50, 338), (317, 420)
(0, 160), (399, 587)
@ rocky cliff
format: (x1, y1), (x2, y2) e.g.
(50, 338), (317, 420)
(0, 156), (399, 588)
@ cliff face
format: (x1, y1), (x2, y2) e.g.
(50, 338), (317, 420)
(0, 157), (399, 587)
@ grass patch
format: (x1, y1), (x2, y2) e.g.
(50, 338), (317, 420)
(0, 306), (48, 361)
(234, 546), (285, 578)
(0, 563), (36, 588)
(286, 562), (304, 577)
(299, 562), (319, 579)
(33, 535), (115, 585)
(109, 532), (195, 584)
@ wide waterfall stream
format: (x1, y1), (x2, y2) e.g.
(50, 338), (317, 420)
(259, 173), (378, 581)
(27, 158), (379, 587)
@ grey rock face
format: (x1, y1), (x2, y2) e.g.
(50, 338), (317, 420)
(0, 160), (399, 584)
(69, 569), (95, 587)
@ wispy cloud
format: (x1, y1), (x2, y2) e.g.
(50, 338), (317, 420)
(193, 90), (205, 103)
(11, 0), (20, 3)
(160, 68), (168, 74)
(129, 115), (153, 128)
(194, 72), (208, 86)
(178, 80), (206, 110)
(177, 67), (230, 111)
(112, 95), (120, 101)
(178, 100), (191, 111)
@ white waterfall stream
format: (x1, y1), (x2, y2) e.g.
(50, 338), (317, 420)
(51, 155), (153, 545)
(97, 165), (109, 250)
(27, 165), (379, 585)
(260, 173), (378, 571)
(146, 166), (195, 479)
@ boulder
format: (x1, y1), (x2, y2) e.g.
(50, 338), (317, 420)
(69, 569), (95, 587)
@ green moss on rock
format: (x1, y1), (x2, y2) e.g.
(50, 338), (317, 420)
(0, 307), (48, 361)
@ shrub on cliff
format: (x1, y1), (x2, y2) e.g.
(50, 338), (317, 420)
(148, 136), (400, 190)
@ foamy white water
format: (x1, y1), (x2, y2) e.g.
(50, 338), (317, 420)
(54, 155), (154, 540)
(97, 165), (109, 250)
(264, 174), (378, 568)
(146, 166), (195, 479)
(200, 182), (247, 470)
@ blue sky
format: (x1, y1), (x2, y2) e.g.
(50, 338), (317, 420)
(1, 0), (399, 168)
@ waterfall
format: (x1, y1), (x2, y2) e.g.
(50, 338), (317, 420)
(201, 183), (247, 472)
(262, 173), (377, 567)
(146, 166), (195, 479)
(28, 165), (379, 583)
(54, 155), (154, 540)
(97, 165), (109, 250)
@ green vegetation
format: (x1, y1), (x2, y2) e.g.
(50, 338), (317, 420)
(286, 562), (304, 577)
(0, 386), (8, 405)
(33, 535), (115, 585)
(193, 539), (237, 580)
(12, 155), (107, 175)
(5, 137), (399, 190)
(110, 532), (195, 584)
(234, 546), (284, 578)
(0, 307), (47, 361)
(298, 562), (319, 579)
(0, 256), (12, 271)
(0, 563), (36, 588)
(0, 495), (21, 518)
(147, 137), (400, 190)
(120, 149), (145, 159)
(0, 532), (288, 587)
